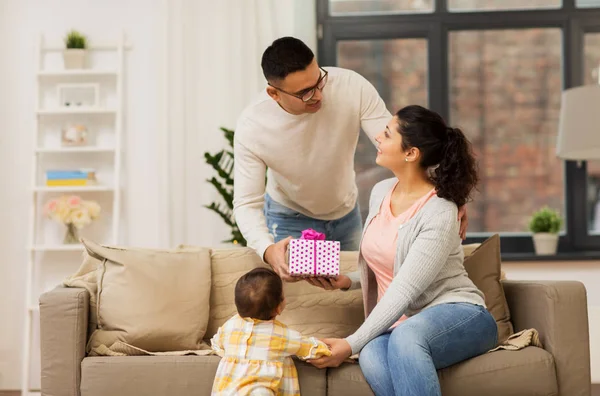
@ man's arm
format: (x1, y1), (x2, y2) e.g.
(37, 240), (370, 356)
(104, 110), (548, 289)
(232, 128), (273, 261)
(356, 72), (393, 143)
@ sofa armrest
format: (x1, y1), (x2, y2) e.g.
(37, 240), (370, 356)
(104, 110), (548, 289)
(503, 280), (591, 396)
(40, 286), (89, 396)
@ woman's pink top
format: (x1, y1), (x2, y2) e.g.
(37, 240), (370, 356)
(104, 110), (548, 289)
(360, 183), (436, 329)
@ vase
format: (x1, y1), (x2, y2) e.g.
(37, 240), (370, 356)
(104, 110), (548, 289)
(63, 49), (87, 69)
(63, 223), (80, 244)
(532, 232), (559, 255)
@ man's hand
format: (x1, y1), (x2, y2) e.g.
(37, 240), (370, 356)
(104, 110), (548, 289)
(458, 205), (469, 240)
(263, 237), (299, 282)
(305, 275), (351, 291)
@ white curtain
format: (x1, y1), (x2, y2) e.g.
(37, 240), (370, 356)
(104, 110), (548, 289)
(158, 0), (316, 247)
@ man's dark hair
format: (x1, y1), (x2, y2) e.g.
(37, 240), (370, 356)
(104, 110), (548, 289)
(235, 267), (284, 320)
(261, 37), (314, 82)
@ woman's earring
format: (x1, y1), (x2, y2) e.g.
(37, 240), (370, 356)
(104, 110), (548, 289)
(405, 158), (409, 162)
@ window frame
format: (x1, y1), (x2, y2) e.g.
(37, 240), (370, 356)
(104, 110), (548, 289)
(317, 0), (600, 255)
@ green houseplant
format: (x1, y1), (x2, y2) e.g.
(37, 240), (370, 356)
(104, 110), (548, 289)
(528, 206), (562, 255)
(204, 127), (246, 246)
(63, 30), (88, 69)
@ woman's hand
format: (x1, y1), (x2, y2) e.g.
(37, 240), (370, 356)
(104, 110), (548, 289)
(308, 338), (352, 368)
(458, 205), (469, 240)
(305, 275), (351, 291)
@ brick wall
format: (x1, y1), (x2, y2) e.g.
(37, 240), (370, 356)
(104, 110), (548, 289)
(336, 5), (600, 232)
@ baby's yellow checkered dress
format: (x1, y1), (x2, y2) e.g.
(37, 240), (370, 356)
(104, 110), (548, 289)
(211, 314), (331, 396)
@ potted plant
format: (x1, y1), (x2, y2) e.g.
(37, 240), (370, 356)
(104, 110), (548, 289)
(63, 30), (87, 69)
(204, 127), (247, 247)
(528, 206), (562, 255)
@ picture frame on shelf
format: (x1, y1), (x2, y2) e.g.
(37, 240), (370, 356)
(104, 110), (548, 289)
(57, 83), (100, 109)
(61, 123), (89, 146)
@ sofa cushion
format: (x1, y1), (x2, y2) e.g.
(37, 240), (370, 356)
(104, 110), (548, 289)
(205, 248), (365, 340)
(439, 347), (557, 395)
(462, 243), (481, 258)
(463, 234), (514, 342)
(328, 347), (556, 396)
(80, 356), (326, 396)
(205, 247), (269, 338)
(81, 239), (212, 352)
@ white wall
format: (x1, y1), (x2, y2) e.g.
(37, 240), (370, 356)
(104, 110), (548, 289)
(0, 0), (316, 390)
(0, 0), (165, 389)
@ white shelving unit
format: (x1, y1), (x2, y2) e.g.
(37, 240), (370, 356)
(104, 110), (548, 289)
(32, 186), (115, 193)
(21, 33), (129, 396)
(38, 69), (118, 78)
(36, 108), (117, 115)
(35, 147), (115, 153)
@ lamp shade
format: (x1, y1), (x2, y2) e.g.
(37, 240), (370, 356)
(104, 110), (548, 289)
(556, 85), (600, 160)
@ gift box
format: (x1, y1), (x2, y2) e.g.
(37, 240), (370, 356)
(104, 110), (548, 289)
(288, 229), (340, 277)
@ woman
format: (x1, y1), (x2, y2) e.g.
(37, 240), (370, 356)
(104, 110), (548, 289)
(306, 105), (497, 396)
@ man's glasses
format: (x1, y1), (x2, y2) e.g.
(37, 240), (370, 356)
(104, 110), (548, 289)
(268, 67), (329, 103)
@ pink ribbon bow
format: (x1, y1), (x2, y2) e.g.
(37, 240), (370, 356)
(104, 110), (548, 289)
(300, 228), (326, 241)
(300, 229), (325, 275)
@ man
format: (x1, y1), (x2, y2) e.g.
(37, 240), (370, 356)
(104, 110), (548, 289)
(233, 37), (467, 281)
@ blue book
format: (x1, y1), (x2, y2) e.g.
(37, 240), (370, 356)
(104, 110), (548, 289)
(46, 170), (92, 180)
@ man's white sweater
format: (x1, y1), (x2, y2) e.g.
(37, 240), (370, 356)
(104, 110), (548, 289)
(233, 67), (391, 259)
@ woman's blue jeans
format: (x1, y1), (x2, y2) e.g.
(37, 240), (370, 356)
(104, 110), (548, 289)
(359, 302), (498, 396)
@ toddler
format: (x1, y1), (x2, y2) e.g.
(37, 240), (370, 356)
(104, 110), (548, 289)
(211, 267), (331, 395)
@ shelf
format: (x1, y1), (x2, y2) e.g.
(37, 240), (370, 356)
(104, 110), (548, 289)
(37, 108), (116, 116)
(38, 69), (117, 78)
(33, 185), (114, 193)
(36, 147), (115, 153)
(42, 42), (133, 51)
(30, 244), (84, 252)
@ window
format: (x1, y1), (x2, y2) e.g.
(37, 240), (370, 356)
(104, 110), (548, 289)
(338, 39), (428, 220)
(584, 33), (600, 85)
(584, 33), (600, 234)
(578, 0), (600, 7)
(588, 161), (600, 233)
(330, 0), (434, 15)
(318, 0), (600, 255)
(448, 0), (560, 12)
(449, 29), (563, 233)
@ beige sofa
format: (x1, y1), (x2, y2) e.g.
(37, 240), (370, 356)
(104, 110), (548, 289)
(39, 246), (592, 396)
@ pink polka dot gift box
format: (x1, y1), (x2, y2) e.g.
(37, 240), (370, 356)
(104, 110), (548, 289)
(288, 228), (340, 277)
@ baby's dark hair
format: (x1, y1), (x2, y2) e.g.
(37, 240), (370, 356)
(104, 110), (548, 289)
(235, 267), (284, 320)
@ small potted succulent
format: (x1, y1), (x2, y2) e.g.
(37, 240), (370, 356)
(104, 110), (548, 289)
(63, 30), (87, 69)
(528, 206), (562, 255)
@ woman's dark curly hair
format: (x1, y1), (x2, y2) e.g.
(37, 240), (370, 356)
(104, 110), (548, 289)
(395, 105), (479, 208)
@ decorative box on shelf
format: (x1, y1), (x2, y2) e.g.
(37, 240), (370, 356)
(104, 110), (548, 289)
(45, 169), (97, 186)
(57, 83), (100, 109)
(61, 123), (89, 146)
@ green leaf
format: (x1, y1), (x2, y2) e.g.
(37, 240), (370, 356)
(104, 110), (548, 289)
(207, 177), (233, 208)
(204, 203), (234, 227)
(202, 126), (248, 247)
(220, 127), (234, 148)
(528, 206), (563, 234)
(64, 30), (87, 49)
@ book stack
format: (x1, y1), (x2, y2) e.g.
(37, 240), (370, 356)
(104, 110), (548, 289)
(45, 169), (97, 186)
